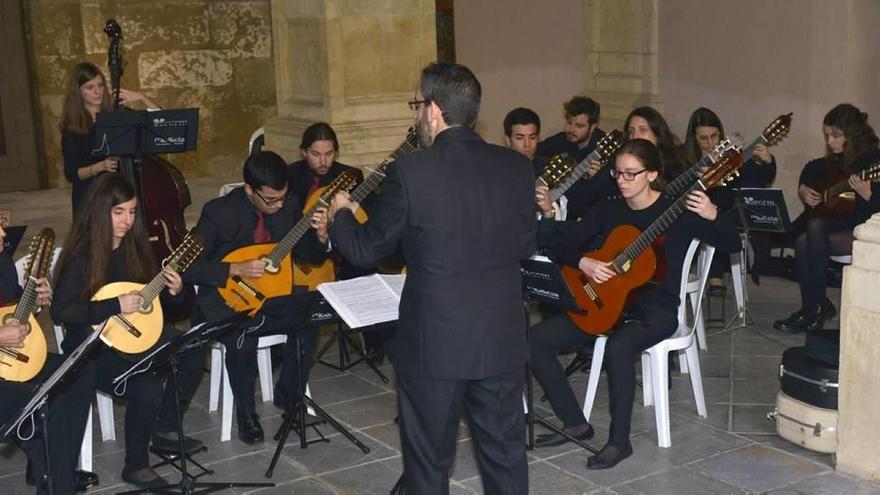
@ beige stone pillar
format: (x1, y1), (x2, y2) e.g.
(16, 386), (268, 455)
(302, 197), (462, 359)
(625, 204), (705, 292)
(263, 0), (436, 167)
(582, 0), (662, 129)
(837, 212), (880, 482)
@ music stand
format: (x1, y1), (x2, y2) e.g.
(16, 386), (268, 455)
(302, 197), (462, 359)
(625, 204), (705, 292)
(709, 188), (791, 338)
(1, 322), (106, 495)
(520, 256), (598, 455)
(92, 109), (199, 158)
(113, 311), (274, 495)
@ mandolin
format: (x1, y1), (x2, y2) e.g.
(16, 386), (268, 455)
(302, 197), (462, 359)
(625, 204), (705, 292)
(548, 129), (624, 202)
(804, 162), (880, 220)
(219, 172), (357, 313)
(0, 229), (53, 382)
(293, 129), (419, 290)
(562, 151), (745, 335)
(92, 233), (204, 354)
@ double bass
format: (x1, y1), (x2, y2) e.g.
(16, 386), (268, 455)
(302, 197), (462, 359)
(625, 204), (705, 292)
(104, 19), (195, 322)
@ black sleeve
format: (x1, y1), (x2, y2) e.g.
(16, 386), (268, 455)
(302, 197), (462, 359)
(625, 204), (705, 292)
(0, 254), (22, 302)
(61, 131), (96, 185)
(183, 204), (233, 287)
(558, 202), (606, 268)
(799, 159), (823, 186)
(737, 156), (777, 188)
(50, 257), (121, 326)
(289, 193), (330, 265)
(685, 211), (743, 255)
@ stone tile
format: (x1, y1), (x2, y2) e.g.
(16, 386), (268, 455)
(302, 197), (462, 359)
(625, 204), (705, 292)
(317, 456), (404, 494)
(732, 330), (796, 357)
(644, 421), (751, 466)
(462, 460), (598, 494)
(731, 404), (778, 434)
(668, 376), (731, 405)
(613, 465), (749, 495)
(237, 477), (336, 494)
(731, 355), (781, 380)
(731, 378), (779, 405)
(281, 431), (395, 475)
(691, 444), (830, 492)
(767, 472), (880, 494)
(308, 374), (388, 407)
(742, 433), (834, 468)
(698, 354), (732, 378)
(703, 334), (734, 356)
(321, 390), (398, 429)
(546, 434), (676, 487)
(360, 421), (402, 452)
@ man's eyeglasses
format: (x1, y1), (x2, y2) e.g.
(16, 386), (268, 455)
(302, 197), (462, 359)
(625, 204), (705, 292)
(408, 99), (429, 111)
(610, 169), (648, 181)
(254, 190), (292, 206)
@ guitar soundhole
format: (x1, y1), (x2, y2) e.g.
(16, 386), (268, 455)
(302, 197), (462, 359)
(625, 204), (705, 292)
(139, 301), (153, 314)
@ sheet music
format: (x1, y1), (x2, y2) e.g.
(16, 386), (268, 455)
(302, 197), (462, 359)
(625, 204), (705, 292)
(317, 274), (405, 328)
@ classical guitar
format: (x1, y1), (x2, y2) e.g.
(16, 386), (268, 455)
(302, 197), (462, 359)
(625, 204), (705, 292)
(562, 151), (745, 335)
(92, 233), (205, 354)
(549, 129), (624, 202)
(293, 129), (419, 290)
(805, 162), (880, 220)
(219, 172), (357, 312)
(664, 133), (745, 197)
(0, 229), (53, 382)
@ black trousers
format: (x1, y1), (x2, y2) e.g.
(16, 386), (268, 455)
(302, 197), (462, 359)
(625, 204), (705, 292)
(92, 325), (204, 469)
(397, 368), (528, 495)
(794, 216), (854, 308)
(0, 354), (95, 495)
(529, 308), (676, 447)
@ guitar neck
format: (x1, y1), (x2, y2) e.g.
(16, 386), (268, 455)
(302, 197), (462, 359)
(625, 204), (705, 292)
(12, 279), (39, 323)
(139, 270), (173, 304)
(549, 149), (603, 202)
(739, 135), (766, 164)
(266, 209), (315, 266)
(665, 154), (715, 198)
(349, 165), (387, 204)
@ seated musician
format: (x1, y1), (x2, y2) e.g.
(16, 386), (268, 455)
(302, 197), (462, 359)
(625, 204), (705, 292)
(186, 151), (329, 444)
(624, 106), (685, 185)
(681, 107), (777, 290)
(288, 123), (391, 366)
(528, 139), (740, 468)
(774, 104), (880, 333)
(0, 216), (97, 494)
(60, 62), (158, 215)
(51, 174), (203, 489)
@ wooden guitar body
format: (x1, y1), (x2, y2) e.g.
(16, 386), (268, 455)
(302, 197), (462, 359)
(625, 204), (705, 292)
(220, 243), (293, 313)
(0, 309), (47, 382)
(806, 168), (855, 220)
(561, 225), (657, 335)
(92, 282), (163, 354)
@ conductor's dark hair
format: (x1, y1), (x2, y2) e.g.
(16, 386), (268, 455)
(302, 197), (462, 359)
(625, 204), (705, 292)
(503, 107), (541, 136)
(243, 151), (289, 191)
(419, 63), (482, 128)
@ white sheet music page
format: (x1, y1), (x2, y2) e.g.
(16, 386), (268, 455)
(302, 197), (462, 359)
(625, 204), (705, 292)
(317, 274), (405, 328)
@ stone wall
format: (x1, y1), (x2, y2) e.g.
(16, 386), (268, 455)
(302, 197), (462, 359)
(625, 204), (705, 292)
(28, 0), (276, 187)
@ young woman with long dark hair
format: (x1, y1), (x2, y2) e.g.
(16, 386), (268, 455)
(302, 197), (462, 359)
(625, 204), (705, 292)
(624, 106), (685, 185)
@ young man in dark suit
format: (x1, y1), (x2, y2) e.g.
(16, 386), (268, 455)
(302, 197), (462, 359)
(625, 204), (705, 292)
(330, 63), (536, 494)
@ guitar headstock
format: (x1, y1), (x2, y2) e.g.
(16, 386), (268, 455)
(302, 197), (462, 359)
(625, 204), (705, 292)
(382, 127), (419, 166)
(540, 154), (576, 188)
(164, 233), (206, 273)
(863, 162), (880, 182)
(761, 113), (793, 146)
(320, 170), (358, 202)
(594, 129), (624, 163)
(707, 133), (745, 164)
(700, 151), (744, 190)
(24, 228), (55, 281)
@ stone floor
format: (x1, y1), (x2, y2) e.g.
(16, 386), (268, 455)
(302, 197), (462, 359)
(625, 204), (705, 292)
(2, 179), (879, 494)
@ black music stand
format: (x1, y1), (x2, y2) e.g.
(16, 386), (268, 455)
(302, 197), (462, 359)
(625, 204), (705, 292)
(92, 109), (199, 158)
(710, 188), (791, 338)
(520, 256), (598, 454)
(1, 322), (106, 495)
(112, 311), (274, 495)
(263, 291), (371, 479)
(311, 295), (390, 383)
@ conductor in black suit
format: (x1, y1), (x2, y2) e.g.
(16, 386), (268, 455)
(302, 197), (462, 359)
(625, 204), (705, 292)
(329, 63), (536, 494)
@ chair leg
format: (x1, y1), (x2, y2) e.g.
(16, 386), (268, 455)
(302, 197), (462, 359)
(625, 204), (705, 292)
(209, 345), (222, 413)
(730, 252), (745, 312)
(650, 349), (672, 448)
(221, 348), (233, 442)
(679, 349), (690, 374)
(96, 392), (115, 442)
(78, 409), (93, 472)
(685, 342), (707, 418)
(641, 353), (653, 407)
(257, 347), (274, 403)
(690, 291), (708, 351)
(582, 337), (607, 422)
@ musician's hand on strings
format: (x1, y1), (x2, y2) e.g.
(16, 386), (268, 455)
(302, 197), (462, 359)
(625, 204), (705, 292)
(311, 207), (330, 243)
(118, 89), (159, 109)
(100, 157), (120, 173)
(850, 174), (872, 201)
(535, 185), (555, 218)
(230, 259), (266, 279)
(34, 278), (52, 307)
(752, 144), (772, 164)
(686, 191), (718, 220)
(578, 257), (616, 284)
(0, 321), (29, 348)
(329, 191), (359, 220)
(584, 159), (602, 179)
(161, 268), (183, 296)
(118, 294), (143, 314)
(798, 184), (822, 207)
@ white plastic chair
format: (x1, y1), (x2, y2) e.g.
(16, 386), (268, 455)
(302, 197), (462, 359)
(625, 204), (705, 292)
(686, 244), (717, 351)
(582, 239), (709, 448)
(830, 254), (852, 265)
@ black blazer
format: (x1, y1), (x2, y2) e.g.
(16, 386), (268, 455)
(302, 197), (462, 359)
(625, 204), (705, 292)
(184, 186), (329, 322)
(331, 126), (537, 380)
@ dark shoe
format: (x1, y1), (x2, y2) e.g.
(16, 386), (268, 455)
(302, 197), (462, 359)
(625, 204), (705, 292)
(151, 430), (204, 452)
(273, 385), (297, 412)
(534, 423), (594, 448)
(804, 301), (837, 331)
(365, 348), (386, 367)
(237, 411), (265, 445)
(586, 442), (633, 470)
(121, 466), (169, 489)
(75, 470), (99, 492)
(773, 308), (809, 333)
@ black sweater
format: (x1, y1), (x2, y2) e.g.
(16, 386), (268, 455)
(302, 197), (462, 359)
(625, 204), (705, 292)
(61, 129), (104, 213)
(799, 147), (880, 226)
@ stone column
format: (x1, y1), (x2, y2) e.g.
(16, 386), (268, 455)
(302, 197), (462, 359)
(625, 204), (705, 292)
(582, 0), (662, 129)
(837, 212), (880, 481)
(264, 0), (436, 166)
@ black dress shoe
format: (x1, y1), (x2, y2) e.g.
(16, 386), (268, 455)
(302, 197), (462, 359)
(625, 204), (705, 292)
(151, 430), (204, 452)
(586, 442), (633, 470)
(237, 411), (265, 445)
(804, 301), (836, 331)
(534, 424), (594, 448)
(773, 308), (809, 333)
(75, 470), (99, 491)
(121, 466), (169, 489)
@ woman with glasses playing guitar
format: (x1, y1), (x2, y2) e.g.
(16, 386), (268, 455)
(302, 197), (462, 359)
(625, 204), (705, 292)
(0, 214), (98, 494)
(51, 174), (204, 489)
(528, 139), (741, 469)
(774, 104), (880, 333)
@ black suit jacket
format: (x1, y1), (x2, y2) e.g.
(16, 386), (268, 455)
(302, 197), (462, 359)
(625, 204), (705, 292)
(331, 126), (537, 380)
(184, 186), (329, 322)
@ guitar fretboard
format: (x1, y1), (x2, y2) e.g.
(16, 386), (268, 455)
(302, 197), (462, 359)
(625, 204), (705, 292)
(549, 149), (604, 202)
(349, 136), (418, 204)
